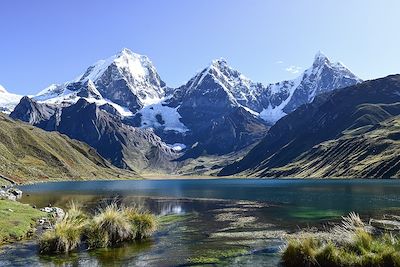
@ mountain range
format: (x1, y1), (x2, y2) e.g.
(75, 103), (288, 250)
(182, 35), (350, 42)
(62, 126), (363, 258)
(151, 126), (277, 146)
(1, 49), (361, 175)
(4, 49), (400, 179)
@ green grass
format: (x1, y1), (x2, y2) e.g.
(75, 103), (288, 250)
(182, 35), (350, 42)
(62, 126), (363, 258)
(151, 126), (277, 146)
(0, 199), (45, 244)
(125, 209), (157, 239)
(282, 213), (400, 267)
(87, 203), (132, 248)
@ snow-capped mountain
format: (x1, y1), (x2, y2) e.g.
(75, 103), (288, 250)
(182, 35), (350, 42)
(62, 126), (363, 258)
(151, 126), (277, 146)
(34, 48), (166, 113)
(8, 49), (361, 164)
(0, 84), (23, 114)
(253, 52), (361, 124)
(162, 52), (361, 126)
(152, 59), (269, 157)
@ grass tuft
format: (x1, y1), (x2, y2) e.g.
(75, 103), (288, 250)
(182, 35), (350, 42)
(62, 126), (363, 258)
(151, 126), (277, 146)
(40, 203), (157, 253)
(282, 212), (400, 267)
(124, 208), (157, 239)
(39, 211), (87, 254)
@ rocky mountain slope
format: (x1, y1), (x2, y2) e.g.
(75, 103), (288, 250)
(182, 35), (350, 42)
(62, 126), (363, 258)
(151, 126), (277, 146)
(10, 97), (178, 172)
(0, 113), (137, 184)
(219, 75), (400, 178)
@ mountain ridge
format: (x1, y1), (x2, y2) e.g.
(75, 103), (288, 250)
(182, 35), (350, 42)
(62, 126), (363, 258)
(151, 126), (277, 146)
(0, 112), (137, 184)
(219, 74), (400, 178)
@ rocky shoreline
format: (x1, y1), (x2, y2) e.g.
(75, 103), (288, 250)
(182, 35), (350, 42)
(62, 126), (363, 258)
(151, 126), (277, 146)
(0, 186), (22, 201)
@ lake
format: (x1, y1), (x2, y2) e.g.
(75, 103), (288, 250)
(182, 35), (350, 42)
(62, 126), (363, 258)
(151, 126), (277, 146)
(2, 179), (400, 266)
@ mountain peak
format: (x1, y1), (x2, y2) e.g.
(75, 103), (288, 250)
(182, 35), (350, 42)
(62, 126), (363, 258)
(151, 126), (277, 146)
(313, 51), (330, 65)
(119, 47), (134, 55)
(116, 48), (150, 62)
(211, 58), (228, 68)
(79, 48), (154, 83)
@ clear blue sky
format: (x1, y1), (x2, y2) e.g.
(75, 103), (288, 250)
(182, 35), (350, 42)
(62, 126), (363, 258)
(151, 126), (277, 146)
(1, 0), (399, 95)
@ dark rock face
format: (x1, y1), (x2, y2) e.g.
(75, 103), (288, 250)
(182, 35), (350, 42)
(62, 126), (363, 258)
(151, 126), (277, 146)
(11, 98), (177, 172)
(220, 75), (400, 178)
(10, 96), (55, 125)
(163, 60), (269, 159)
(178, 107), (268, 159)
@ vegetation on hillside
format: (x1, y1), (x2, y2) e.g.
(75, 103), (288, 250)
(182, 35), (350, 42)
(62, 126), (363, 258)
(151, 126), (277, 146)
(220, 75), (400, 178)
(267, 115), (400, 178)
(0, 113), (137, 184)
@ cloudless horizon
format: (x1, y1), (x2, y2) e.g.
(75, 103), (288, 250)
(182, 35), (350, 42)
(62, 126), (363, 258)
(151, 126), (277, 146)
(1, 0), (400, 95)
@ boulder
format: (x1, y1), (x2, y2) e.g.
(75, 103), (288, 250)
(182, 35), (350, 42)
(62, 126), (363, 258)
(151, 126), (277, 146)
(6, 188), (22, 199)
(40, 206), (65, 222)
(0, 189), (17, 201)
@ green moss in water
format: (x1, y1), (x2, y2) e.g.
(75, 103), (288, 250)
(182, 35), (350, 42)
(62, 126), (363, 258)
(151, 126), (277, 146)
(158, 213), (194, 225)
(289, 207), (342, 220)
(187, 248), (249, 265)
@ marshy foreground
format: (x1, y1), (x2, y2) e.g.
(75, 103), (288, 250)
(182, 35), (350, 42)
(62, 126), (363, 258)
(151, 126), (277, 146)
(3, 179), (400, 266)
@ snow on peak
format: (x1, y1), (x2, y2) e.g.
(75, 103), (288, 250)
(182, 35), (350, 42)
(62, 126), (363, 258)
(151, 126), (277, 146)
(0, 85), (23, 114)
(313, 51), (330, 66)
(210, 58), (228, 68)
(139, 100), (189, 133)
(79, 48), (155, 83)
(185, 58), (255, 105)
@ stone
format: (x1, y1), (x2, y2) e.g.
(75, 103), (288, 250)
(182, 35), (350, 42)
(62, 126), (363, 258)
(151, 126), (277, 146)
(40, 206), (65, 222)
(0, 190), (17, 201)
(6, 188), (22, 199)
(370, 219), (400, 231)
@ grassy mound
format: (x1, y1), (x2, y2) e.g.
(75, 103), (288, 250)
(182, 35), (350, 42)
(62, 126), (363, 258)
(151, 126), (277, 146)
(0, 199), (45, 244)
(282, 213), (400, 267)
(40, 203), (158, 254)
(87, 203), (132, 248)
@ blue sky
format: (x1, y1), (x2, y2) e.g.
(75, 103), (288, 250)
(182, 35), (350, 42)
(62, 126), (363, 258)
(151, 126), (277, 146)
(1, 0), (399, 95)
